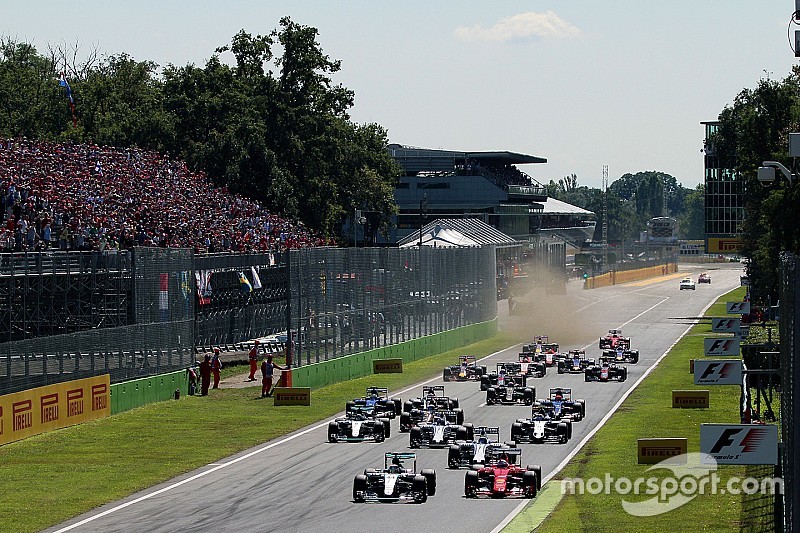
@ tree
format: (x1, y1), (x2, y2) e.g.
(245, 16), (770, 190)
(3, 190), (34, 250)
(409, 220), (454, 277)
(677, 184), (705, 240)
(710, 67), (800, 302)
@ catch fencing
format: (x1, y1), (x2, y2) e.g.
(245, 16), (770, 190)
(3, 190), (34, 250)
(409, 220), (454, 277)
(780, 252), (799, 531)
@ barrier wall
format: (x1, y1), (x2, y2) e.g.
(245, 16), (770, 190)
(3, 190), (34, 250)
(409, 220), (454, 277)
(291, 319), (497, 390)
(110, 370), (188, 414)
(585, 263), (679, 289)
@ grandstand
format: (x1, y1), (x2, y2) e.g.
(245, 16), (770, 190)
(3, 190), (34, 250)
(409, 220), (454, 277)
(0, 138), (326, 254)
(384, 144), (595, 246)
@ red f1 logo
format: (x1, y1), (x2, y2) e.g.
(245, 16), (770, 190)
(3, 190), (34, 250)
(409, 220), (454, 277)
(709, 427), (769, 454)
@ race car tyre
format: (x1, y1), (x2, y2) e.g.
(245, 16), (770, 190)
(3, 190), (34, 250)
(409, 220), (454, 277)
(327, 422), (338, 443)
(465, 470), (478, 497)
(346, 400), (355, 413)
(379, 417), (391, 438)
(557, 422), (569, 444)
(486, 388), (496, 405)
(576, 400), (586, 419)
(410, 427), (422, 448)
(511, 422), (523, 443)
(631, 352), (639, 364)
(448, 445), (461, 469)
(403, 400), (414, 413)
(443, 368), (452, 382)
(524, 388), (534, 405)
(374, 421), (385, 443)
(456, 426), (469, 441)
(564, 420), (573, 440)
(584, 372), (591, 382)
(353, 475), (368, 502)
(412, 475), (428, 503)
(480, 366), (487, 376)
(621, 368), (628, 382)
(399, 412), (412, 432)
(454, 408), (465, 425)
(480, 378), (489, 391)
(421, 469), (437, 496)
(557, 364), (564, 374)
(527, 465), (543, 490)
(393, 398), (402, 416)
(523, 471), (538, 498)
(463, 423), (474, 441)
(450, 398), (460, 409)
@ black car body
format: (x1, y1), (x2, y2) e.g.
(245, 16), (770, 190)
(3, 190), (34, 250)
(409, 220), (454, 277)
(481, 362), (525, 391)
(602, 348), (639, 364)
(409, 411), (473, 448)
(352, 452), (437, 503)
(443, 355), (487, 382)
(585, 359), (627, 382)
(346, 387), (402, 419)
(328, 409), (390, 442)
(557, 351), (594, 374)
(486, 373), (535, 405)
(533, 387), (585, 421)
(447, 427), (517, 468)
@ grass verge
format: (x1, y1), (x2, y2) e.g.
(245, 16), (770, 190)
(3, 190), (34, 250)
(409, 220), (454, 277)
(0, 334), (515, 533)
(503, 287), (767, 532)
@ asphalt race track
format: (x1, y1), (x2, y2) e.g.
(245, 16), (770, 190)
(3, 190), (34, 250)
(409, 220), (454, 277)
(49, 263), (744, 533)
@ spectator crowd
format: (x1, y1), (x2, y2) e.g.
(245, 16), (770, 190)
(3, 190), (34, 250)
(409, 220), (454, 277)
(0, 138), (328, 253)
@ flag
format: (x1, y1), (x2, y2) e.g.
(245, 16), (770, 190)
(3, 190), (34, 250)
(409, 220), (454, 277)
(250, 266), (262, 290)
(239, 271), (252, 294)
(58, 72), (77, 128)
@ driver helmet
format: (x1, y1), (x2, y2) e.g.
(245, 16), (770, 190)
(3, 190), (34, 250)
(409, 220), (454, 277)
(497, 459), (509, 468)
(478, 436), (489, 444)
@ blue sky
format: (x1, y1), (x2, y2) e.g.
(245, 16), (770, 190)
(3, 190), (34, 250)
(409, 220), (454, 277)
(3, 1), (798, 189)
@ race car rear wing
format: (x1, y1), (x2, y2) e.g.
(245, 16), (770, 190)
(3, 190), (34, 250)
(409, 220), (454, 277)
(473, 426), (500, 442)
(365, 386), (389, 398)
(384, 451), (417, 470)
(458, 355), (477, 365)
(549, 388), (572, 400)
(422, 385), (445, 396)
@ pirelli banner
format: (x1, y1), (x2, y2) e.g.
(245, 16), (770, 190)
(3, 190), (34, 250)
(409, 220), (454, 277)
(0, 375), (111, 446)
(273, 387), (311, 406)
(637, 438), (688, 464)
(707, 237), (742, 253)
(373, 358), (403, 374)
(672, 390), (710, 408)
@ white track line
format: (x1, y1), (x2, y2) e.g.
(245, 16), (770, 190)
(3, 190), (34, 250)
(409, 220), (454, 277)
(490, 294), (711, 533)
(54, 346), (511, 532)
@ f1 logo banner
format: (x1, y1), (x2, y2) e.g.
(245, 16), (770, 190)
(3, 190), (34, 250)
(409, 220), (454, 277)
(726, 302), (750, 315)
(704, 338), (740, 356)
(700, 424), (778, 464)
(694, 360), (743, 385)
(711, 318), (740, 333)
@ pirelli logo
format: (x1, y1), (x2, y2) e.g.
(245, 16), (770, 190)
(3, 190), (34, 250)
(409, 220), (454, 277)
(40, 393), (59, 424)
(13, 400), (33, 432)
(672, 390), (710, 408)
(91, 384), (108, 412)
(707, 237), (742, 253)
(67, 389), (84, 417)
(373, 358), (403, 374)
(637, 438), (688, 464)
(273, 387), (311, 406)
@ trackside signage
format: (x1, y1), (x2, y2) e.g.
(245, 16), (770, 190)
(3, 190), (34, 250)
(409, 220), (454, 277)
(700, 424), (778, 465)
(704, 338), (740, 356)
(273, 387), (311, 406)
(672, 390), (709, 408)
(372, 358), (403, 374)
(694, 360), (743, 385)
(726, 302), (750, 315)
(637, 438), (688, 464)
(711, 318), (740, 333)
(0, 375), (110, 446)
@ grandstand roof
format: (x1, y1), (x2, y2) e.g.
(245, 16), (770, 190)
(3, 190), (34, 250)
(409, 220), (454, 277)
(538, 197), (595, 216)
(397, 218), (519, 249)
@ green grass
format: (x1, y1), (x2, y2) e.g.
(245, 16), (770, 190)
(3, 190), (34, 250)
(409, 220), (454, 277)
(0, 334), (515, 533)
(504, 287), (756, 533)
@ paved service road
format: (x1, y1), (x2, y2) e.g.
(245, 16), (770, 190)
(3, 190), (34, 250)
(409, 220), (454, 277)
(49, 263), (744, 533)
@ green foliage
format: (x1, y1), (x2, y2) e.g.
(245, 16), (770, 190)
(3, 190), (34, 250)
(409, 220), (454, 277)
(710, 67), (800, 302)
(0, 20), (400, 240)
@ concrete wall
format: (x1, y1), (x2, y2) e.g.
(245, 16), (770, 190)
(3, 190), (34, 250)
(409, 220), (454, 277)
(110, 370), (188, 414)
(585, 263), (679, 289)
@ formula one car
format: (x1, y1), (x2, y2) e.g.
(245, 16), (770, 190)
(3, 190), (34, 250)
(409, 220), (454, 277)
(400, 397), (465, 432)
(516, 353), (547, 378)
(328, 409), (390, 442)
(346, 387), (402, 419)
(557, 350), (594, 374)
(403, 385), (459, 412)
(443, 355), (487, 382)
(409, 410), (474, 448)
(480, 362), (524, 391)
(520, 336), (560, 357)
(584, 359), (627, 382)
(599, 329), (631, 350)
(533, 388), (585, 422)
(602, 347), (640, 364)
(511, 409), (572, 444)
(352, 452), (437, 503)
(447, 427), (518, 469)
(464, 449), (541, 499)
(486, 372), (535, 406)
